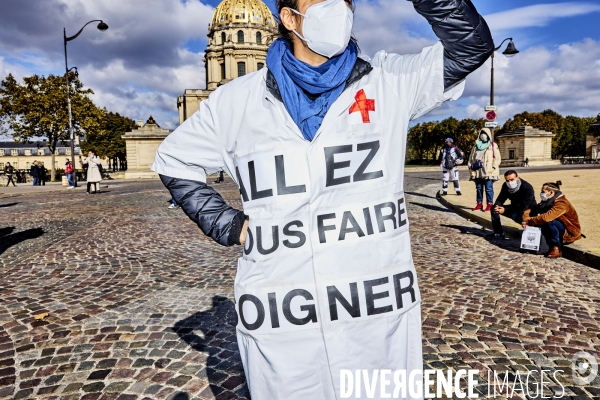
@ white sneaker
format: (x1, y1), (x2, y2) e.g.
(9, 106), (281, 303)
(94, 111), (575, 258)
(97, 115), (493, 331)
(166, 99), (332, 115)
(168, 204), (176, 209)
(68, 186), (74, 189)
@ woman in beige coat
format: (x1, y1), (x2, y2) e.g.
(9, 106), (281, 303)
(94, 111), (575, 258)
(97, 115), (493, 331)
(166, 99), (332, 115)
(79, 150), (102, 194)
(468, 127), (501, 212)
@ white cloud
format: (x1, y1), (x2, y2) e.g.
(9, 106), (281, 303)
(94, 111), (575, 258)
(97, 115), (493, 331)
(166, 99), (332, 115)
(0, 0), (214, 128)
(460, 38), (600, 123)
(353, 0), (435, 57)
(484, 2), (600, 32)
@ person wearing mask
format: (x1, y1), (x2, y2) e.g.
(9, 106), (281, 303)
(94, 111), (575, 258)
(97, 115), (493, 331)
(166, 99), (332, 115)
(30, 161), (40, 186)
(468, 128), (501, 212)
(438, 137), (463, 196)
(4, 162), (16, 187)
(522, 181), (582, 258)
(65, 159), (75, 189)
(151, 0), (494, 397)
(80, 150), (102, 194)
(487, 170), (536, 239)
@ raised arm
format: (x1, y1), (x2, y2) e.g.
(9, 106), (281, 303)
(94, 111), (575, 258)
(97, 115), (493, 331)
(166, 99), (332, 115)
(408, 0), (494, 90)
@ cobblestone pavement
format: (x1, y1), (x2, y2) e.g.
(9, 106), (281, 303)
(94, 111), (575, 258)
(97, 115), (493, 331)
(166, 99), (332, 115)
(0, 175), (599, 400)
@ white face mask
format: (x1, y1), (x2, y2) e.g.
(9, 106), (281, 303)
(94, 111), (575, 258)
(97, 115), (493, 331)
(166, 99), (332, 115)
(290, 0), (354, 58)
(506, 180), (518, 189)
(540, 192), (548, 201)
(480, 133), (489, 142)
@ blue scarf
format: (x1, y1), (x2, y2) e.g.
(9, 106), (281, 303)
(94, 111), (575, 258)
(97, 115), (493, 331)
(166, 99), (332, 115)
(266, 39), (357, 141)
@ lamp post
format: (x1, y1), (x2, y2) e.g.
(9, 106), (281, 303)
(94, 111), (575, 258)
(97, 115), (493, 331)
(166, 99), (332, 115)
(490, 38), (519, 106)
(64, 20), (108, 187)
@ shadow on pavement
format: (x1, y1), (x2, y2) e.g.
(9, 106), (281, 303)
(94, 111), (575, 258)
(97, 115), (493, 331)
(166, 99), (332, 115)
(410, 202), (451, 213)
(173, 295), (250, 399)
(0, 226), (44, 255)
(439, 224), (487, 236)
(404, 191), (435, 199)
(0, 202), (18, 208)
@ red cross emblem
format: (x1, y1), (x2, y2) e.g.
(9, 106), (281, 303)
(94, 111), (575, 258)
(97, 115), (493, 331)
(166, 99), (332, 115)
(349, 89), (375, 123)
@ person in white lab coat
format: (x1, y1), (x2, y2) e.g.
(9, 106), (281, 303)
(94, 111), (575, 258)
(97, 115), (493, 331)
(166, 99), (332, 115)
(153, 0), (493, 398)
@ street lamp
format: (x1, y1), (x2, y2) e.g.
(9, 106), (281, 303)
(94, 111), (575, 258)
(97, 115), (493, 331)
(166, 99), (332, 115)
(64, 20), (108, 187)
(490, 38), (519, 106)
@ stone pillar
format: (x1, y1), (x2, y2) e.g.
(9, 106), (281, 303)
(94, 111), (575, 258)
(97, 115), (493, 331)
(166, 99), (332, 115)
(122, 116), (171, 179)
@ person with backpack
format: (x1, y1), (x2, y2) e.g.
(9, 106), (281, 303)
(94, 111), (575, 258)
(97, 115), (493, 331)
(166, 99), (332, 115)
(4, 162), (16, 187)
(65, 159), (75, 189)
(468, 128), (501, 212)
(438, 138), (463, 196)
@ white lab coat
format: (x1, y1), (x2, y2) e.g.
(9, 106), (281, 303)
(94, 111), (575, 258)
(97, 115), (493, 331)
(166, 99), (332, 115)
(153, 42), (464, 400)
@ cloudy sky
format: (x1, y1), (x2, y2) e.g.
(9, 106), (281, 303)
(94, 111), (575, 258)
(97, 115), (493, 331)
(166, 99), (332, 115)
(1, 0), (599, 130)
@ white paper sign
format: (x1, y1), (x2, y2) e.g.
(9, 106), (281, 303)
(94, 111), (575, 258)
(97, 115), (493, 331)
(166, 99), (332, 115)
(520, 226), (542, 251)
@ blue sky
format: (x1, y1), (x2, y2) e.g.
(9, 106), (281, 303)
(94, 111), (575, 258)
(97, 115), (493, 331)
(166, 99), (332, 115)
(1, 0), (599, 130)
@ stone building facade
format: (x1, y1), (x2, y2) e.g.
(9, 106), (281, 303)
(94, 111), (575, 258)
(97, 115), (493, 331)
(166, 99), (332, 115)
(586, 114), (600, 160)
(177, 0), (277, 123)
(495, 125), (559, 167)
(0, 141), (82, 172)
(122, 116), (171, 179)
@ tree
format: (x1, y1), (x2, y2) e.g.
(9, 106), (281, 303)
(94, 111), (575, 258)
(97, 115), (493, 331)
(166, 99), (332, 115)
(498, 109), (563, 137)
(0, 72), (103, 180)
(407, 121), (438, 162)
(554, 116), (596, 158)
(81, 111), (136, 171)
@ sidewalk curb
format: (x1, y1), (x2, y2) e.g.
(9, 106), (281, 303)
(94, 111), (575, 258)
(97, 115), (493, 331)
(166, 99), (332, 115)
(437, 192), (600, 271)
(0, 184), (110, 198)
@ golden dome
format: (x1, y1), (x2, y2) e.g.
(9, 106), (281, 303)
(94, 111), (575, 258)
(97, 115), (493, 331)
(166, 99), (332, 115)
(211, 0), (277, 29)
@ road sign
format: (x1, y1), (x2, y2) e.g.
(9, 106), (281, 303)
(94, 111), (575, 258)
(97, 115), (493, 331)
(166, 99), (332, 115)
(485, 121), (498, 128)
(486, 110), (497, 121)
(485, 105), (497, 111)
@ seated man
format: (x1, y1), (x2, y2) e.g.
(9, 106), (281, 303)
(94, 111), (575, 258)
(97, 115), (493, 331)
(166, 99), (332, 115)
(487, 170), (537, 239)
(522, 180), (582, 258)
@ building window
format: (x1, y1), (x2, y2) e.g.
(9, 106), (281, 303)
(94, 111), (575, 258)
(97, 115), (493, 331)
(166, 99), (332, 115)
(256, 32), (262, 44)
(11, 150), (18, 156)
(13, 162), (17, 168)
(221, 32), (226, 44)
(0, 163), (4, 170)
(237, 62), (246, 77)
(509, 149), (515, 160)
(26, 162), (31, 168)
(221, 63), (226, 80)
(25, 149), (31, 156)
(66, 148), (71, 155)
(257, 62), (264, 70)
(237, 30), (244, 43)
(38, 148), (44, 156)
(55, 149), (60, 155)
(0, 150), (4, 156)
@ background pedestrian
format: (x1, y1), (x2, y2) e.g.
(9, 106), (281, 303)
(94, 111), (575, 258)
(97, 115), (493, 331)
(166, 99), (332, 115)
(468, 128), (501, 212)
(438, 137), (463, 196)
(80, 150), (102, 194)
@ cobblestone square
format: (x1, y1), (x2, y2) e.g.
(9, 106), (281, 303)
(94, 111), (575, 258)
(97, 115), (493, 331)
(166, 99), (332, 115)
(1, 175), (599, 399)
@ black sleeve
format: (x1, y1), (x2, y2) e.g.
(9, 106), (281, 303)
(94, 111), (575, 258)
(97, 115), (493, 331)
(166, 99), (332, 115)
(494, 183), (509, 206)
(408, 0), (495, 90)
(160, 174), (246, 246)
(518, 182), (536, 213)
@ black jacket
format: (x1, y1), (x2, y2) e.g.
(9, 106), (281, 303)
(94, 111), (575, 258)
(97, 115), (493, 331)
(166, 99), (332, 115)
(494, 179), (537, 214)
(160, 0), (494, 246)
(30, 165), (39, 178)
